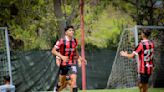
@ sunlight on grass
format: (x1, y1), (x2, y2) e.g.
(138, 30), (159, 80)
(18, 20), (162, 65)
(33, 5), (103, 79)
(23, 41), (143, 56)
(43, 88), (164, 92)
(84, 88), (164, 92)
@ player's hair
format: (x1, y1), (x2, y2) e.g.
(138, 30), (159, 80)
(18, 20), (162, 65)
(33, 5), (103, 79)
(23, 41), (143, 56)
(142, 29), (151, 37)
(64, 25), (74, 32)
(3, 75), (10, 82)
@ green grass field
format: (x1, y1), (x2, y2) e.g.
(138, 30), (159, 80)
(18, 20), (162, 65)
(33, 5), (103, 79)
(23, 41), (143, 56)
(39, 88), (164, 92)
(82, 88), (164, 92)
(55, 88), (164, 92)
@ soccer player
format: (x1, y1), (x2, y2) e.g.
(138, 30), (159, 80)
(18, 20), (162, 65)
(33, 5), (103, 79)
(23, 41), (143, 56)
(120, 29), (154, 92)
(52, 25), (83, 92)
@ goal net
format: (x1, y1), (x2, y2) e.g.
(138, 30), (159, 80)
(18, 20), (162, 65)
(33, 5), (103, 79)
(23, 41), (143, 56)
(0, 27), (12, 85)
(107, 25), (164, 88)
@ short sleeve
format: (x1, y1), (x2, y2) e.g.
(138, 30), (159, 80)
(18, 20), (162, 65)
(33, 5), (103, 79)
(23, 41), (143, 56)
(54, 39), (63, 49)
(133, 42), (143, 55)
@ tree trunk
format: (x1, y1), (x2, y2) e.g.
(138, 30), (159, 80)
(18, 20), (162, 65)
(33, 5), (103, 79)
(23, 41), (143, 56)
(53, 0), (66, 38)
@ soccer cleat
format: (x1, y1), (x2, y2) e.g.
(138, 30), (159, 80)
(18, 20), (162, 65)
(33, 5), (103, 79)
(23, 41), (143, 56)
(73, 87), (78, 92)
(53, 87), (56, 92)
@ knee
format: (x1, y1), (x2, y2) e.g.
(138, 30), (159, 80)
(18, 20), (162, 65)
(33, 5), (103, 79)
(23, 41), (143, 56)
(58, 82), (67, 90)
(71, 80), (76, 87)
(138, 82), (143, 88)
(70, 74), (77, 87)
(61, 83), (67, 88)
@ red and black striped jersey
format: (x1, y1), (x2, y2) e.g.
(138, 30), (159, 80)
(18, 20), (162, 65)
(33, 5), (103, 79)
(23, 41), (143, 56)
(133, 40), (154, 75)
(54, 36), (78, 66)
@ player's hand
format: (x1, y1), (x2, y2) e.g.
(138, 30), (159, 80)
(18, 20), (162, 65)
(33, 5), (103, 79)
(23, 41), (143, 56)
(56, 60), (61, 67)
(83, 59), (87, 65)
(61, 56), (69, 62)
(78, 59), (81, 67)
(120, 51), (128, 57)
(78, 56), (87, 67)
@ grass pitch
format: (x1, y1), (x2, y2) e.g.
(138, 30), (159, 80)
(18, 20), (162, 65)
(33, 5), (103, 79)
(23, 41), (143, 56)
(83, 88), (164, 92)
(38, 87), (164, 92)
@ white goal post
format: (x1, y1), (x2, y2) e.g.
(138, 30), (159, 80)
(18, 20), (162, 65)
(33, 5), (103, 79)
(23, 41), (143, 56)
(0, 27), (13, 85)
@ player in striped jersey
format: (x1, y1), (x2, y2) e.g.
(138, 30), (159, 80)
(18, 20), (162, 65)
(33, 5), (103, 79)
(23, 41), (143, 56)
(120, 29), (154, 92)
(52, 25), (83, 92)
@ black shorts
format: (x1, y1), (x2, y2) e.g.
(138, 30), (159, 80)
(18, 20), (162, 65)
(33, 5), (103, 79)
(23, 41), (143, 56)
(138, 73), (151, 84)
(59, 65), (77, 75)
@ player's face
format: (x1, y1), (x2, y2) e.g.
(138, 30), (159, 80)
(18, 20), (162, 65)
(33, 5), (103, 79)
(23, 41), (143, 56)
(66, 28), (74, 37)
(141, 32), (144, 39)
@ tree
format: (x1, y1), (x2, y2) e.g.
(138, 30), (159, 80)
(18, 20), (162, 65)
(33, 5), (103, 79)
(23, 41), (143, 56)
(53, 0), (79, 37)
(0, 0), (58, 50)
(109, 0), (163, 25)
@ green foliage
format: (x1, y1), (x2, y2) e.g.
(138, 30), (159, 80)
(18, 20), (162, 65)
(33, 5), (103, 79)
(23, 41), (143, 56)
(75, 4), (135, 49)
(109, 0), (164, 25)
(4, 0), (161, 50)
(0, 0), (58, 50)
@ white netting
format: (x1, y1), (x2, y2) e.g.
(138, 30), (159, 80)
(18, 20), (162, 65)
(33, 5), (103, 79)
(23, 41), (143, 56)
(107, 25), (164, 88)
(107, 28), (137, 88)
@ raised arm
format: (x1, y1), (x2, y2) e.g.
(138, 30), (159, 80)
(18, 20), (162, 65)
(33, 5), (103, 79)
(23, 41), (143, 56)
(120, 51), (135, 59)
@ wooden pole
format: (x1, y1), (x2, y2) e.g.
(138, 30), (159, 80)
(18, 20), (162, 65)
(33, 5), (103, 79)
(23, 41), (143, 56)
(80, 0), (86, 91)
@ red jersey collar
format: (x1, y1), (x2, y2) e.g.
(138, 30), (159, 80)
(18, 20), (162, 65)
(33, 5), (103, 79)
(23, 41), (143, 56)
(141, 39), (149, 42)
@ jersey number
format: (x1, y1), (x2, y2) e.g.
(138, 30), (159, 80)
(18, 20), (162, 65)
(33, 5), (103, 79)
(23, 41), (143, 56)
(144, 49), (153, 62)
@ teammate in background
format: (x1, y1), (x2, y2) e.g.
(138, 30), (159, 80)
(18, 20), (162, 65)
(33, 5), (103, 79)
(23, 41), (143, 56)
(52, 25), (85, 92)
(0, 76), (15, 92)
(120, 29), (154, 92)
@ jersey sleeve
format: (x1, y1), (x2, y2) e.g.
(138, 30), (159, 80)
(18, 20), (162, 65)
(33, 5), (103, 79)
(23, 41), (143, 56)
(133, 42), (143, 55)
(54, 39), (63, 49)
